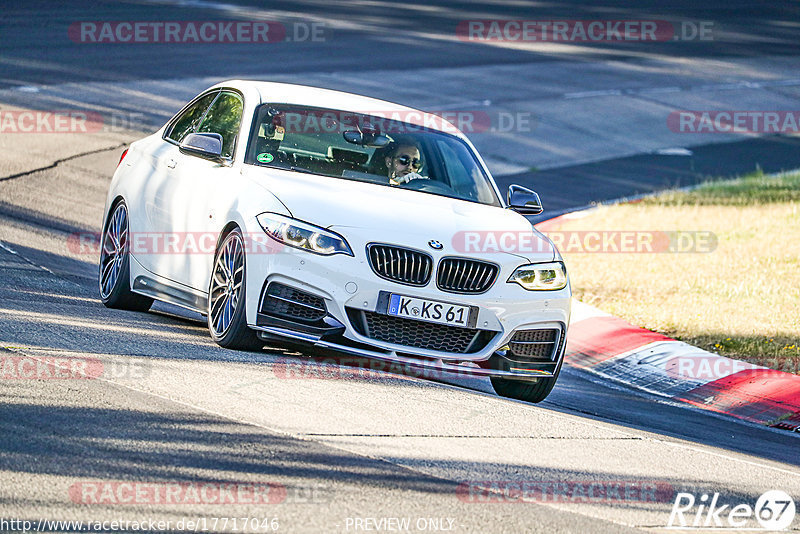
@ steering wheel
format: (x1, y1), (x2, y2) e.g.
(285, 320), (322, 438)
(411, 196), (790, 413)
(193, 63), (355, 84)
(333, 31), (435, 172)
(400, 179), (455, 195)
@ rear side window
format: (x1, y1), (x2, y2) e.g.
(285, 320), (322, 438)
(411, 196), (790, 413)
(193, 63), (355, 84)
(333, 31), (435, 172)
(165, 91), (218, 143)
(196, 91), (244, 159)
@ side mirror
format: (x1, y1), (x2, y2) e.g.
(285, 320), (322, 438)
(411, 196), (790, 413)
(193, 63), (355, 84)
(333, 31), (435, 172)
(507, 184), (543, 215)
(179, 132), (224, 160)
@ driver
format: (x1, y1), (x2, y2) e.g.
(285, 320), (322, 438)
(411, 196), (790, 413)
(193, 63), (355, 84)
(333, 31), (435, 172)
(385, 142), (429, 185)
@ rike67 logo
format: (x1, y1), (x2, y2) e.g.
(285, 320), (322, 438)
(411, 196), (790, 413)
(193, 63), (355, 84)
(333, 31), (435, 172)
(668, 490), (796, 531)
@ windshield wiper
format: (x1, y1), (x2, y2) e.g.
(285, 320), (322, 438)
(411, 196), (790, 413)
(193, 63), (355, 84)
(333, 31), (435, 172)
(288, 166), (315, 174)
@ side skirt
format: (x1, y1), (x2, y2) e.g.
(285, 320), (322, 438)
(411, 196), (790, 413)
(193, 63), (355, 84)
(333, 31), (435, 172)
(132, 275), (207, 315)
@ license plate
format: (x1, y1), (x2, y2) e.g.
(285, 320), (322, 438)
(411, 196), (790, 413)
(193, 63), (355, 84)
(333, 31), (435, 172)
(387, 294), (473, 327)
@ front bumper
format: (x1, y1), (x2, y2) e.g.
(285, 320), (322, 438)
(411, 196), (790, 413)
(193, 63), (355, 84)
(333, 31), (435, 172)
(242, 228), (571, 380)
(247, 258), (570, 380)
(251, 321), (567, 380)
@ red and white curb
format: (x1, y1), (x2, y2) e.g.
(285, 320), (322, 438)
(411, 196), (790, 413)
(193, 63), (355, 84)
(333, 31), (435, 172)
(534, 217), (800, 433)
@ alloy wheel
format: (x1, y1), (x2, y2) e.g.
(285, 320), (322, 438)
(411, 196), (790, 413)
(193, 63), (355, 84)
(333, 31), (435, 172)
(209, 232), (245, 337)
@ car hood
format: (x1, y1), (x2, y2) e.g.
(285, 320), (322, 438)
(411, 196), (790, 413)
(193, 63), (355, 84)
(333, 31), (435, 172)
(244, 167), (556, 263)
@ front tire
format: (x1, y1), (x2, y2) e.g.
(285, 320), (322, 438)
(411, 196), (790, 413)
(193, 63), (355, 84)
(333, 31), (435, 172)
(207, 228), (262, 350)
(99, 201), (153, 312)
(490, 358), (563, 404)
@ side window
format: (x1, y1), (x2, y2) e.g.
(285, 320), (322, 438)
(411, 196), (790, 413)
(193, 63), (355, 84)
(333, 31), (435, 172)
(197, 91), (244, 159)
(166, 91), (218, 143)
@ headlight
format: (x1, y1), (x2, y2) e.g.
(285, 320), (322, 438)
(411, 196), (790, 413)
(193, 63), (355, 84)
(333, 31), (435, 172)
(508, 262), (568, 291)
(256, 213), (353, 256)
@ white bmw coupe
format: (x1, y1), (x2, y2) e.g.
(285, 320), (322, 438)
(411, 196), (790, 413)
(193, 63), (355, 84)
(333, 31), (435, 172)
(100, 80), (571, 402)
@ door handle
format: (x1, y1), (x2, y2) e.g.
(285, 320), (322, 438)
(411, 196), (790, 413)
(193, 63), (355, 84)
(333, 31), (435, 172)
(166, 158), (177, 169)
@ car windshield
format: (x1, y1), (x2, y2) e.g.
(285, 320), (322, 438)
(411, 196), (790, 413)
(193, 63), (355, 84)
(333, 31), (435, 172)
(245, 104), (501, 207)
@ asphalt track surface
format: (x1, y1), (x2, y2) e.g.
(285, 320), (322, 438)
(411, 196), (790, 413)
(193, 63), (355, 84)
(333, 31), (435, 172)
(1, 1), (799, 533)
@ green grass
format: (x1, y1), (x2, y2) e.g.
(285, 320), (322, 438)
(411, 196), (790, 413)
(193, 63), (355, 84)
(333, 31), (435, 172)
(644, 169), (800, 206)
(557, 169), (800, 373)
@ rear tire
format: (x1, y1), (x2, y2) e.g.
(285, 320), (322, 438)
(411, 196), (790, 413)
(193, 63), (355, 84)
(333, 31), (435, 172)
(207, 227), (262, 351)
(99, 201), (153, 312)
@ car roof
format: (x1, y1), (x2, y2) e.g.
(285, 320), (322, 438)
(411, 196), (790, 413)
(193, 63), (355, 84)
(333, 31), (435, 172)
(209, 79), (466, 139)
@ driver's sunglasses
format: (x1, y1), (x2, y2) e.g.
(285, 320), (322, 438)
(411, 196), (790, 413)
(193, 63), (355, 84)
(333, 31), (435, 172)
(395, 155), (422, 169)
